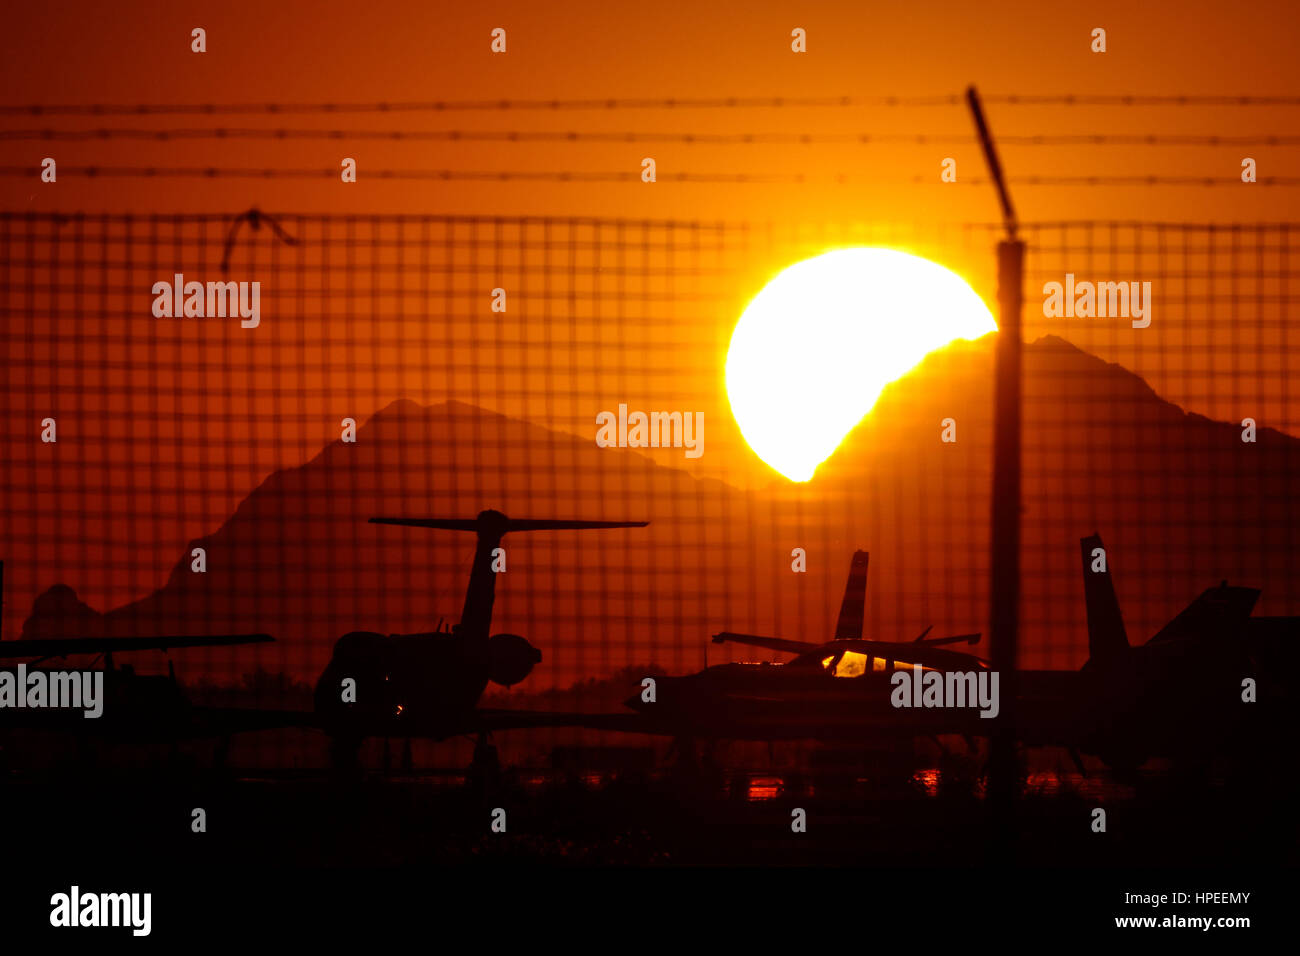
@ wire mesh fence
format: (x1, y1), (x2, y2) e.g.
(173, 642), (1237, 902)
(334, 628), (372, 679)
(2, 212), (1296, 723)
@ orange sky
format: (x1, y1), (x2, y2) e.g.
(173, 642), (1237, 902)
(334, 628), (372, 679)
(2, 0), (1298, 222)
(3, 0), (1299, 637)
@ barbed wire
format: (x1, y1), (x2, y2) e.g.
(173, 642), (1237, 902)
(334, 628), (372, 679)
(3, 165), (1293, 185)
(0, 95), (958, 116)
(4, 93), (1300, 116)
(5, 210), (1298, 232)
(4, 127), (1299, 147)
(988, 94), (1300, 106)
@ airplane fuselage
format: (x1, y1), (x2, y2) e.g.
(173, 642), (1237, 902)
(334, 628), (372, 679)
(627, 660), (998, 742)
(314, 630), (492, 740)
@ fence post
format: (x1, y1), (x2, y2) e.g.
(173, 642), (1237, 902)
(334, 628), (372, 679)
(967, 86), (1022, 860)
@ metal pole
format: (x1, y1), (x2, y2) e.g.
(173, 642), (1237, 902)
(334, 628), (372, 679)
(988, 238), (1023, 857)
(966, 87), (1018, 239)
(967, 86), (1023, 860)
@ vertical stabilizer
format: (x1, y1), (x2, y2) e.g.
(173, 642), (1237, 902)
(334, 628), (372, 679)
(1080, 534), (1128, 663)
(833, 550), (869, 641)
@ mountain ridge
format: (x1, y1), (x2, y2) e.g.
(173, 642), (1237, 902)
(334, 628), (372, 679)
(18, 335), (1297, 687)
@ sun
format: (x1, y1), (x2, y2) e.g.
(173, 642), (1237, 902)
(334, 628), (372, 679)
(725, 247), (997, 481)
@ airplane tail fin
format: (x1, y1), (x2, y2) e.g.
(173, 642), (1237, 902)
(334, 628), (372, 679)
(1080, 533), (1128, 663)
(369, 511), (647, 641)
(833, 550), (869, 641)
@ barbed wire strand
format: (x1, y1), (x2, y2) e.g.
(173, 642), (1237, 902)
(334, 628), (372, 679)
(2, 165), (1292, 185)
(4, 128), (1300, 146)
(4, 93), (1300, 116)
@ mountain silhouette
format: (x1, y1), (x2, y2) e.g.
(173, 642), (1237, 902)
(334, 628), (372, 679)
(21, 336), (1300, 688)
(802, 333), (1299, 668)
(19, 583), (107, 639)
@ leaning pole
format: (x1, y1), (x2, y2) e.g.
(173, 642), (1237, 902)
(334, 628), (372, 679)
(966, 85), (1024, 863)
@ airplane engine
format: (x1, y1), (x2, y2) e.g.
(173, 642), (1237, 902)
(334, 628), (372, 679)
(488, 633), (542, 686)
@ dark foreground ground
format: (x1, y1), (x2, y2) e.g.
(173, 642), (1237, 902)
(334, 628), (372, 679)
(4, 754), (1296, 868)
(2, 750), (1292, 941)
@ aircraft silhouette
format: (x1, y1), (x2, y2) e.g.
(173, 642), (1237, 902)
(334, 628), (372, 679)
(313, 509), (648, 767)
(616, 538), (1300, 776)
(1017, 533), (1300, 773)
(622, 550), (991, 741)
(0, 629), (285, 746)
(0, 556), (285, 744)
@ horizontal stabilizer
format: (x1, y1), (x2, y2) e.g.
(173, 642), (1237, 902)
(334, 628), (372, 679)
(369, 510), (648, 644)
(0, 633), (273, 660)
(921, 632), (982, 646)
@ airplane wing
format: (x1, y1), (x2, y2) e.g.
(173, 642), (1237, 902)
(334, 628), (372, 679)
(161, 704), (660, 742)
(449, 708), (658, 736)
(0, 634), (274, 660)
(713, 631), (980, 656)
(369, 517), (648, 532)
(186, 706), (319, 737)
(710, 632), (821, 655)
(1148, 585), (1261, 644)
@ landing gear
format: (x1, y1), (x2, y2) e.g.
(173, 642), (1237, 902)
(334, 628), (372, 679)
(1099, 748), (1145, 783)
(669, 736), (723, 793)
(214, 735), (231, 771)
(380, 738), (415, 775)
(667, 735), (696, 771)
(470, 733), (499, 776)
(330, 734), (362, 777)
(468, 733), (500, 797)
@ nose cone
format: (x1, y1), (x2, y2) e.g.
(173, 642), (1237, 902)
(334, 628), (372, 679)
(623, 693), (646, 712)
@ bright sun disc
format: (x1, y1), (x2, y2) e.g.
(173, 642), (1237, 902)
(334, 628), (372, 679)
(726, 247), (996, 482)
